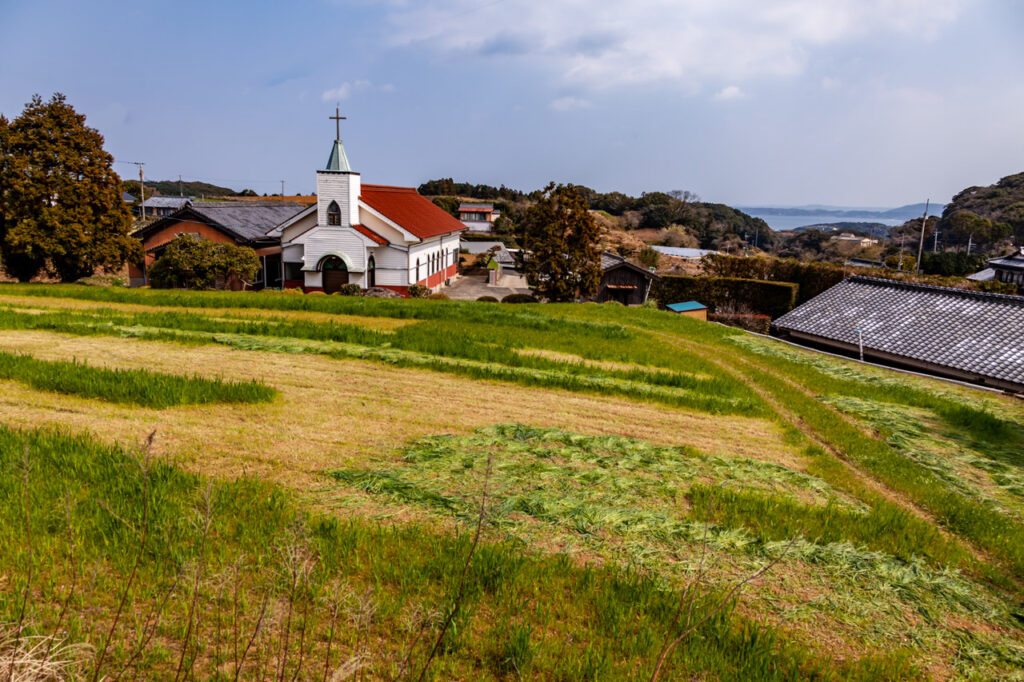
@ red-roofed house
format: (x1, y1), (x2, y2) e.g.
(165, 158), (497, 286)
(271, 135), (466, 294)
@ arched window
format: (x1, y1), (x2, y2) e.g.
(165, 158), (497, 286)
(327, 201), (341, 226)
(416, 258), (420, 283)
(367, 255), (376, 288)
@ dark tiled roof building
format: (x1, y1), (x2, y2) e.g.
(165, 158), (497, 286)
(772, 276), (1024, 393)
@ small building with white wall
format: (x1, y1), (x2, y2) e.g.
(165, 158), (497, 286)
(272, 132), (466, 295)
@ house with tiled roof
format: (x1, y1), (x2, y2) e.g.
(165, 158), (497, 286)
(772, 276), (1024, 393)
(272, 125), (466, 294)
(130, 202), (304, 288)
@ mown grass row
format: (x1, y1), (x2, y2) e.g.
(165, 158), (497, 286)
(0, 424), (920, 680)
(0, 307), (762, 415)
(0, 350), (275, 408)
(328, 425), (1024, 677)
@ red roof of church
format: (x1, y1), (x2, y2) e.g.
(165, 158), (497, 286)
(351, 223), (388, 245)
(360, 184), (466, 240)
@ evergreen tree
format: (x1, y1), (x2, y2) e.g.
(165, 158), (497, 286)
(0, 93), (139, 282)
(523, 182), (601, 302)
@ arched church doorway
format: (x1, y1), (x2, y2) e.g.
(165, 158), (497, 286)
(367, 256), (376, 288)
(321, 256), (349, 293)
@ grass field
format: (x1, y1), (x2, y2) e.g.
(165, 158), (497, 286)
(0, 283), (1022, 680)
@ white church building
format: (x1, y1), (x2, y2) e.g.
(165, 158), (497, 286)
(271, 123), (465, 294)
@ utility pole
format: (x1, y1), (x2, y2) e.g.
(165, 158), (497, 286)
(179, 174), (183, 197)
(933, 227), (939, 253)
(898, 233), (905, 270)
(280, 180), (285, 197)
(914, 199), (929, 274)
(127, 161), (146, 220)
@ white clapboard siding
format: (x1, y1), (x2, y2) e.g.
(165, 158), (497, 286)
(305, 229), (366, 271)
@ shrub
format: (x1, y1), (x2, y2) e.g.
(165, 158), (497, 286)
(642, 297), (659, 309)
(307, 290), (326, 296)
(364, 287), (402, 299)
(407, 284), (430, 298)
(603, 300), (624, 306)
(501, 293), (538, 304)
(281, 287), (304, 295)
(709, 313), (772, 334)
(652, 276), (798, 318)
(427, 292), (450, 300)
(147, 235), (260, 290)
(337, 283), (363, 296)
(477, 296), (499, 302)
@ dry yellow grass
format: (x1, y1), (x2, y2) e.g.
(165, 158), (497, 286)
(513, 347), (711, 378)
(0, 294), (415, 330)
(0, 330), (805, 508)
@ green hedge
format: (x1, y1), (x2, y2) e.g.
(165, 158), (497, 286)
(653, 276), (798, 319)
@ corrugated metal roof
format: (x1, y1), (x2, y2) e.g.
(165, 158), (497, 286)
(667, 301), (707, 312)
(191, 203), (306, 241)
(361, 185), (466, 239)
(458, 203), (493, 211)
(651, 246), (720, 259)
(773, 276), (1024, 389)
(966, 268), (996, 282)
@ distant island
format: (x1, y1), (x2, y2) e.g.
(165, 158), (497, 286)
(738, 203), (943, 222)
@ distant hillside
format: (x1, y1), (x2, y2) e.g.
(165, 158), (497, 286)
(120, 178), (242, 198)
(940, 171), (1024, 243)
(791, 222), (891, 237)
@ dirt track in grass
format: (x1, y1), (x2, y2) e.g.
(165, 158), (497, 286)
(0, 330), (803, 506)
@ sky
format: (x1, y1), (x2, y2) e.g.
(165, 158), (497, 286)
(1, 0), (1022, 207)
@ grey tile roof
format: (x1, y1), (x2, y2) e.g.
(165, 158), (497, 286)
(773, 276), (1024, 389)
(193, 203), (305, 241)
(142, 196), (193, 209)
(988, 248), (1024, 272)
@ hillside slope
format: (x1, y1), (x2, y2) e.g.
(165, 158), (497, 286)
(0, 285), (1022, 680)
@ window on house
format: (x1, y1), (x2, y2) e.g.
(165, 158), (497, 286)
(416, 258), (420, 282)
(327, 201), (341, 226)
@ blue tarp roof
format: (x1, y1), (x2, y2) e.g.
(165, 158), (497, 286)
(667, 301), (707, 312)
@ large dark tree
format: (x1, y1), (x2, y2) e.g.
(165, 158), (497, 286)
(523, 182), (601, 302)
(0, 93), (138, 282)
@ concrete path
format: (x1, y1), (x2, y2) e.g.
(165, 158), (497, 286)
(445, 272), (534, 301)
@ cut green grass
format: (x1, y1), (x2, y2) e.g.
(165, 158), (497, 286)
(0, 350), (275, 408)
(0, 423), (928, 681)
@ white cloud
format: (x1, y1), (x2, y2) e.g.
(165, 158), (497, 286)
(378, 0), (966, 91)
(713, 85), (744, 101)
(550, 96), (591, 111)
(321, 79), (393, 101)
(821, 76), (842, 91)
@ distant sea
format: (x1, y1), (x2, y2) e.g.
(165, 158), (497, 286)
(743, 212), (906, 232)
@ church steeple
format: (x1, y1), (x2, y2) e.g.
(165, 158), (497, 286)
(325, 107), (353, 172)
(325, 139), (352, 172)
(317, 107), (360, 227)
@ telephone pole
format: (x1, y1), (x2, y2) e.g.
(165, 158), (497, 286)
(280, 180), (285, 197)
(179, 174), (183, 197)
(914, 199), (929, 273)
(127, 161), (146, 220)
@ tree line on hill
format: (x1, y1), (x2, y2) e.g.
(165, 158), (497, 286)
(420, 178), (775, 253)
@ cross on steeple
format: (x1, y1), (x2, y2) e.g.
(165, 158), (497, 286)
(329, 107), (346, 141)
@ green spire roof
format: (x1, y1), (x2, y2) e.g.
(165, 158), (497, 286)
(325, 139), (352, 172)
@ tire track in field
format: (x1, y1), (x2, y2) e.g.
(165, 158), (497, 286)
(634, 325), (996, 569)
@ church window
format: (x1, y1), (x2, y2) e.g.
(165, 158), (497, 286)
(327, 201), (341, 226)
(416, 258), (421, 282)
